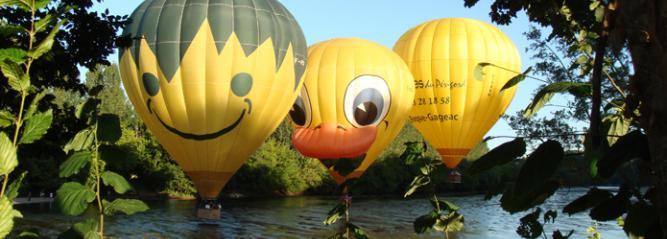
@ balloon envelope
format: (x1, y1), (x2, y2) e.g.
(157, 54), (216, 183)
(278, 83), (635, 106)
(394, 18), (521, 169)
(290, 38), (415, 184)
(119, 0), (307, 199)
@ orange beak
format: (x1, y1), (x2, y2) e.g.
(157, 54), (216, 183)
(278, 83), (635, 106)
(292, 122), (377, 159)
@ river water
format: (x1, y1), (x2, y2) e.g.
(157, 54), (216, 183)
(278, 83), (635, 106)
(14, 188), (626, 238)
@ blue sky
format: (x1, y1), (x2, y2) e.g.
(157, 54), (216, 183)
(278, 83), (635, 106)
(91, 0), (549, 147)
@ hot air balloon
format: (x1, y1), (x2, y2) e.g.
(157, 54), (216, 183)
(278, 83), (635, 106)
(290, 38), (415, 185)
(118, 0), (307, 213)
(394, 18), (521, 181)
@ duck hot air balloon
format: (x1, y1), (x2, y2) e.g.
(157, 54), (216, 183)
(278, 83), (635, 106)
(394, 18), (521, 178)
(290, 38), (415, 185)
(118, 0), (307, 203)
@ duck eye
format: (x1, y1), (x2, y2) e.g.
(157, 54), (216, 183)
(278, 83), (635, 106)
(289, 86), (311, 127)
(344, 75), (391, 127)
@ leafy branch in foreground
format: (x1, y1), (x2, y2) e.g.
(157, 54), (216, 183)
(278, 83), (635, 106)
(401, 141), (464, 238)
(0, 0), (63, 237)
(56, 86), (148, 239)
(322, 178), (368, 238)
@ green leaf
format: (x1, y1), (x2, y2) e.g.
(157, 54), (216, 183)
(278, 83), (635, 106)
(404, 175), (430, 197)
(589, 0), (601, 10)
(523, 82), (591, 118)
(563, 188), (613, 215)
(0, 48), (27, 63)
(473, 62), (492, 81)
(602, 114), (630, 146)
(623, 201), (658, 237)
(552, 230), (574, 239)
(6, 171), (27, 201)
(516, 208), (543, 238)
(514, 141), (563, 196)
(0, 132), (18, 175)
(466, 138), (525, 175)
(0, 60), (30, 92)
(413, 210), (438, 234)
(17, 228), (41, 238)
(34, 14), (55, 33)
(323, 202), (346, 225)
(543, 210), (557, 223)
(347, 223), (369, 239)
(63, 128), (94, 154)
(88, 85), (104, 97)
(28, 19), (65, 59)
(101, 171), (132, 194)
(0, 110), (14, 128)
(24, 90), (48, 121)
(435, 211), (465, 232)
(73, 219), (100, 239)
(501, 67), (532, 92)
(597, 131), (649, 178)
(0, 25), (25, 36)
(0, 197), (22, 238)
(589, 191), (630, 221)
(20, 109), (52, 144)
(594, 6), (605, 22)
(59, 151), (91, 178)
(501, 180), (559, 213)
(430, 199), (459, 212)
(97, 114), (121, 143)
(103, 199), (149, 216)
(576, 55), (589, 65)
(0, 0), (31, 10)
(55, 182), (95, 216)
(33, 0), (50, 9)
(75, 99), (99, 120)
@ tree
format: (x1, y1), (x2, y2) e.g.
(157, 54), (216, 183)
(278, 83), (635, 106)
(85, 64), (135, 124)
(463, 0), (665, 237)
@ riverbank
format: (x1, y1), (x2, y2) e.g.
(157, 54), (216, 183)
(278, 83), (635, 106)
(13, 197), (54, 205)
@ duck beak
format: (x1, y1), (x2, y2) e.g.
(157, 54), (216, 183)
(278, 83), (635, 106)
(292, 122), (377, 159)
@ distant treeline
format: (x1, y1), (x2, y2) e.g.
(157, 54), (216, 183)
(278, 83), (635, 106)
(11, 64), (634, 199)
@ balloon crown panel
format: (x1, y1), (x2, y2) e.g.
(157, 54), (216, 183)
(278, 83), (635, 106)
(120, 0), (307, 89)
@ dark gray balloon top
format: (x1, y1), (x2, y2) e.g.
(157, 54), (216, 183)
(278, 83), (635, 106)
(119, 0), (307, 90)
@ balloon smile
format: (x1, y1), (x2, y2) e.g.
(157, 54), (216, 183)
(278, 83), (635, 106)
(147, 98), (251, 141)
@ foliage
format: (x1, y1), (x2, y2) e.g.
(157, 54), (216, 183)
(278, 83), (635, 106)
(459, 0), (661, 237)
(0, 0), (61, 236)
(55, 86), (148, 238)
(401, 141), (465, 237)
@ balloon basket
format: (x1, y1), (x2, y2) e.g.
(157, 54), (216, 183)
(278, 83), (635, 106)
(447, 170), (462, 184)
(197, 199), (221, 219)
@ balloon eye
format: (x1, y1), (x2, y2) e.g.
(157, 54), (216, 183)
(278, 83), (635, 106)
(289, 86), (311, 127)
(231, 73), (253, 97)
(290, 97), (306, 126)
(142, 73), (160, 97)
(344, 75), (391, 127)
(353, 91), (382, 126)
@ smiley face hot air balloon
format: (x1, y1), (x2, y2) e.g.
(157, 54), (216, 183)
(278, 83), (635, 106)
(119, 0), (307, 200)
(290, 38), (415, 184)
(394, 18), (521, 172)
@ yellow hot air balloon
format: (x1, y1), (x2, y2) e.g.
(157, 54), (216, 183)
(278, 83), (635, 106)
(290, 38), (415, 184)
(394, 18), (521, 171)
(118, 0), (307, 200)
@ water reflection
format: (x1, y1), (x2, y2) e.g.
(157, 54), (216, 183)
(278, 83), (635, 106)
(14, 189), (625, 238)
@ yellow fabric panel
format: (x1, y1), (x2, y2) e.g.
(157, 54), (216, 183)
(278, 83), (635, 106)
(119, 20), (302, 199)
(394, 18), (521, 169)
(303, 38), (415, 180)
